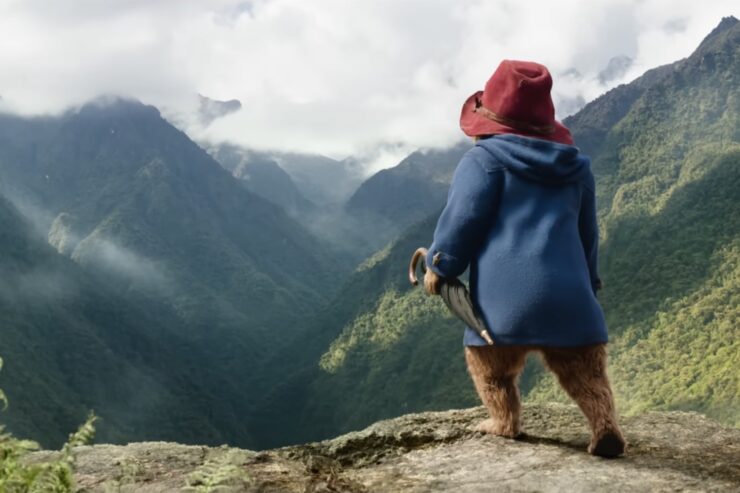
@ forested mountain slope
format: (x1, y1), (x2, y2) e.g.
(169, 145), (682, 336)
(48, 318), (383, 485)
(344, 142), (468, 245)
(254, 16), (740, 446)
(0, 195), (256, 448)
(208, 143), (385, 264)
(208, 143), (314, 215)
(0, 98), (348, 448)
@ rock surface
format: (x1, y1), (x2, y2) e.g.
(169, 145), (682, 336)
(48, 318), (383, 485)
(30, 403), (740, 492)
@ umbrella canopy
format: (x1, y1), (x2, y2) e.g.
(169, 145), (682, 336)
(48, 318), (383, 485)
(409, 247), (494, 345)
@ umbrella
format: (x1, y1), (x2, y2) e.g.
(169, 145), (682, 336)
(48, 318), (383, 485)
(408, 247), (494, 345)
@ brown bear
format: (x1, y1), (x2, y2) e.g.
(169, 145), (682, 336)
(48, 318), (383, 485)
(423, 60), (626, 458)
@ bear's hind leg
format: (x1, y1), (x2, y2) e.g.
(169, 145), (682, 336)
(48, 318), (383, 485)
(541, 343), (626, 458)
(465, 345), (528, 438)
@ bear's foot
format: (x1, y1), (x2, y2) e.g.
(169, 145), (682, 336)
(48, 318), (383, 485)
(474, 418), (520, 438)
(588, 431), (626, 458)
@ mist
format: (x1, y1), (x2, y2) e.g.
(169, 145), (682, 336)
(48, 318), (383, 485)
(1, 0), (737, 172)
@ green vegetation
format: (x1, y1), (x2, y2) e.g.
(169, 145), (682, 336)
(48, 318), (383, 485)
(611, 241), (739, 425)
(345, 142), (469, 249)
(0, 192), (255, 448)
(248, 215), (484, 446)
(0, 98), (349, 449)
(0, 357), (97, 492)
(208, 143), (314, 215)
(184, 448), (253, 492)
(530, 239), (739, 426)
(319, 288), (453, 373)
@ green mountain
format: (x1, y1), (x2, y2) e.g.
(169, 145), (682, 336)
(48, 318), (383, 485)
(0, 194), (253, 448)
(345, 142), (468, 246)
(255, 16), (740, 445)
(0, 97), (349, 448)
(209, 144), (382, 263)
(274, 153), (364, 207)
(208, 143), (315, 214)
(215, 148), (365, 209)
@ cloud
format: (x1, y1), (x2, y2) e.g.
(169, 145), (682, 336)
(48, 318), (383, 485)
(71, 234), (170, 290)
(0, 267), (75, 304)
(1, 190), (172, 292)
(0, 0), (737, 167)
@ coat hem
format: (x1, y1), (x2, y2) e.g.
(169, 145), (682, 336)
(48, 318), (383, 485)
(463, 328), (608, 347)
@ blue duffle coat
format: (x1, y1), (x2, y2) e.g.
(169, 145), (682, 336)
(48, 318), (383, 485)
(426, 133), (608, 346)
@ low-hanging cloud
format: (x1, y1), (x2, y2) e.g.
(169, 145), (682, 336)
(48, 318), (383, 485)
(0, 0), (737, 167)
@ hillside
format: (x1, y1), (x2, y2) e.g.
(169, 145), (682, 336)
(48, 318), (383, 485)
(209, 143), (380, 263)
(28, 404), (740, 492)
(208, 143), (314, 215)
(0, 98), (349, 448)
(249, 215), (480, 448)
(273, 152), (364, 207)
(0, 195), (252, 447)
(344, 142), (468, 246)
(254, 16), (740, 445)
(212, 149), (365, 209)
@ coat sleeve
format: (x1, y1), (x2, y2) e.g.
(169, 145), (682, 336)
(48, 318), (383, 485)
(425, 153), (502, 278)
(578, 176), (602, 295)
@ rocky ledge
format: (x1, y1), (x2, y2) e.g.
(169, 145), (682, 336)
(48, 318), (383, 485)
(30, 403), (739, 492)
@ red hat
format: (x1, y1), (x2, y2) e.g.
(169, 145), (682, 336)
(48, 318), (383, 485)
(460, 60), (573, 145)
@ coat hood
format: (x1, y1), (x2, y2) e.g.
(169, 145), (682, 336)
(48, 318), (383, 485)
(476, 133), (591, 186)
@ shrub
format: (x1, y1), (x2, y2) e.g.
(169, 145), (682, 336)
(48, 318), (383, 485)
(0, 357), (97, 493)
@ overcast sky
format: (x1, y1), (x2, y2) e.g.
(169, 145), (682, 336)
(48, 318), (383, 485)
(0, 0), (736, 170)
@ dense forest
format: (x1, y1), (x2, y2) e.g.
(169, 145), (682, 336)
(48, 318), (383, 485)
(0, 99), (348, 447)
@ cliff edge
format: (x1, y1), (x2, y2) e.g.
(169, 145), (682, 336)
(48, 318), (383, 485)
(29, 403), (739, 492)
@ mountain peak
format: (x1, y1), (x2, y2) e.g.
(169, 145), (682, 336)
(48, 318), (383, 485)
(712, 15), (738, 32)
(74, 95), (161, 120)
(30, 403), (740, 492)
(198, 94), (242, 126)
(696, 15), (739, 50)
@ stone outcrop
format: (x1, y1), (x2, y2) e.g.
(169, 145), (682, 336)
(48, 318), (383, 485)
(30, 403), (740, 492)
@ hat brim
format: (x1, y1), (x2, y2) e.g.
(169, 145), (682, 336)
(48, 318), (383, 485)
(459, 90), (574, 145)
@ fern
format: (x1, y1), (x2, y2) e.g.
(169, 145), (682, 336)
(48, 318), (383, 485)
(0, 356), (97, 493)
(0, 358), (7, 411)
(184, 448), (252, 492)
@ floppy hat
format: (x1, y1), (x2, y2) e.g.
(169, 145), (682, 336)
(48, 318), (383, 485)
(460, 60), (574, 145)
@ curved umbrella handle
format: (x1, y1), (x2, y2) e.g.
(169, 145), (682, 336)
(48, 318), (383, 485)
(408, 247), (428, 285)
(408, 246), (494, 345)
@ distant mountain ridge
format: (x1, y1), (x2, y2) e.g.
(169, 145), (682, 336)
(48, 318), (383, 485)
(344, 142), (469, 246)
(208, 143), (315, 214)
(207, 143), (383, 263)
(274, 152), (365, 207)
(211, 147), (364, 208)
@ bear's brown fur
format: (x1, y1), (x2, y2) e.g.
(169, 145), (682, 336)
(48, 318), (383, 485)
(465, 343), (626, 458)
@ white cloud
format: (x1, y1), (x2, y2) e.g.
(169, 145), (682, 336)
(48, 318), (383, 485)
(0, 0), (737, 166)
